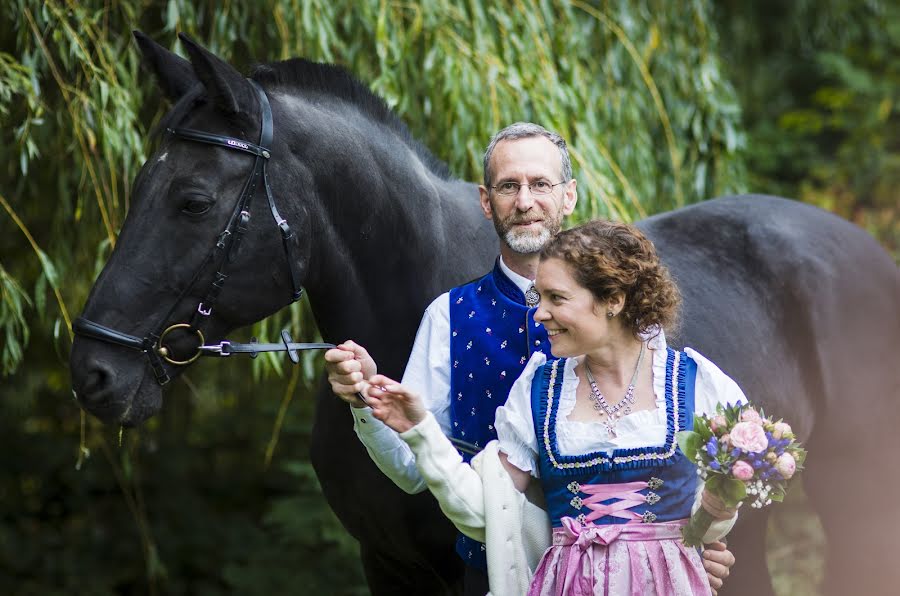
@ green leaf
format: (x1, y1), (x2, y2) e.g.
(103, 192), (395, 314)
(676, 430), (701, 461)
(710, 477), (747, 507)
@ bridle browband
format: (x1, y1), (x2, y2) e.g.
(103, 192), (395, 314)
(74, 79), (332, 385)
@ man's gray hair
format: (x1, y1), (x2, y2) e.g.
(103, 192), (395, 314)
(482, 122), (573, 187)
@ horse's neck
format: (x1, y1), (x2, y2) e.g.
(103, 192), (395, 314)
(282, 112), (494, 363)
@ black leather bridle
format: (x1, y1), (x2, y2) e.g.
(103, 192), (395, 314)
(73, 80), (332, 385)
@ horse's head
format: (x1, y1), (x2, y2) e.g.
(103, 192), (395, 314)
(70, 33), (312, 425)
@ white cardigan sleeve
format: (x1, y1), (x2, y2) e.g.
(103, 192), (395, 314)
(399, 411), (488, 540)
(400, 413), (551, 596)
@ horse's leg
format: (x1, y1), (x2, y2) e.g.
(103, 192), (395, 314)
(310, 382), (463, 595)
(720, 511), (775, 596)
(359, 544), (463, 596)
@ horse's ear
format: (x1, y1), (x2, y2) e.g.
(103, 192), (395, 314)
(177, 32), (255, 117)
(133, 31), (197, 102)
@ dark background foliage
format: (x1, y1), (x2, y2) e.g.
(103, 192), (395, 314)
(1, 1), (896, 594)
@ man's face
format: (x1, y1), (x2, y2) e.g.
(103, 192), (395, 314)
(479, 136), (578, 254)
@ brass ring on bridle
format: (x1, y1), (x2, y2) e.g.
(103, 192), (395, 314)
(157, 323), (205, 365)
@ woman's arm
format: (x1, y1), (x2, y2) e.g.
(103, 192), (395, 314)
(366, 375), (533, 541)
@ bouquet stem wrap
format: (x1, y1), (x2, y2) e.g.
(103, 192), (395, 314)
(682, 506), (715, 547)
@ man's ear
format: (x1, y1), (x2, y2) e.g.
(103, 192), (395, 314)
(479, 186), (494, 221)
(562, 178), (578, 216)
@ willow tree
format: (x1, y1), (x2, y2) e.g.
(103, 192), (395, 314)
(0, 1), (745, 593)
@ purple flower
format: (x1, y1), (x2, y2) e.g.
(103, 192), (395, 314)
(709, 460), (721, 471)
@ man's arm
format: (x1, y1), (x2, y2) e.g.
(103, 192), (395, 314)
(323, 296), (452, 494)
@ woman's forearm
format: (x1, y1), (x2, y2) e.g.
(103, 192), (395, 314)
(400, 411), (489, 541)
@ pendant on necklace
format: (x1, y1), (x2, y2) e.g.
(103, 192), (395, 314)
(603, 416), (618, 438)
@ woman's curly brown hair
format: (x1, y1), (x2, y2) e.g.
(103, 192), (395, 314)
(540, 220), (681, 338)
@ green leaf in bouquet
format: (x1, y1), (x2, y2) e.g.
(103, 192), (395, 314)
(676, 430), (701, 461)
(693, 415), (713, 441)
(770, 490), (785, 503)
(706, 476), (747, 507)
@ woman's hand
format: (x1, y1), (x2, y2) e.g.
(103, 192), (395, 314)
(700, 490), (738, 520)
(365, 374), (428, 433)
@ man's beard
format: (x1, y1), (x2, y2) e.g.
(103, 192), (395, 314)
(493, 211), (562, 254)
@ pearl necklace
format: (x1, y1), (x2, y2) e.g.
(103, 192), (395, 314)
(584, 343), (645, 438)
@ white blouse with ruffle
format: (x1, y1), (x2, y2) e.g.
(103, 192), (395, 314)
(495, 331), (748, 477)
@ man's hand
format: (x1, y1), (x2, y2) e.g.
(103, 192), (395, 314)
(323, 341), (377, 408)
(703, 541), (735, 595)
(364, 374), (428, 434)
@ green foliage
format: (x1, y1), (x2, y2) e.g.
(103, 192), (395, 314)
(715, 0), (900, 259)
(0, 262), (31, 375)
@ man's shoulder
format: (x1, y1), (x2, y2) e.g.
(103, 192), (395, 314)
(449, 267), (495, 295)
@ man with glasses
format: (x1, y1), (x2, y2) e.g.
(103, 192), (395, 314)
(325, 122), (735, 595)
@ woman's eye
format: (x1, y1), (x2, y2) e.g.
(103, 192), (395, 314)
(182, 199), (212, 215)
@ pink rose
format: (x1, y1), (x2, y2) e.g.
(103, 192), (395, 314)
(730, 421), (769, 453)
(732, 460), (754, 481)
(775, 453), (797, 479)
(720, 433), (731, 448)
(772, 421), (793, 439)
(740, 407), (763, 425)
(710, 415), (728, 434)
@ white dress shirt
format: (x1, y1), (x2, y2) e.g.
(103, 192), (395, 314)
(350, 257), (534, 494)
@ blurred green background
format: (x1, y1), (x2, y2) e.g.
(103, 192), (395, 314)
(1, 1), (896, 594)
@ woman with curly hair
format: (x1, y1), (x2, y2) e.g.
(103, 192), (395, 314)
(362, 220), (746, 595)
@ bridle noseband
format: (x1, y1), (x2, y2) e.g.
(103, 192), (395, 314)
(74, 80), (332, 385)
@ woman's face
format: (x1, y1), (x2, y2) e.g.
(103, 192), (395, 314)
(533, 257), (614, 357)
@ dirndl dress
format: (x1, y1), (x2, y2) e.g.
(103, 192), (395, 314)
(506, 349), (712, 595)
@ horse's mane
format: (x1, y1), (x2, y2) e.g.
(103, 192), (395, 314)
(251, 59), (454, 180)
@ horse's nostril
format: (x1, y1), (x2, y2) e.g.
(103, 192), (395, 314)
(78, 365), (112, 404)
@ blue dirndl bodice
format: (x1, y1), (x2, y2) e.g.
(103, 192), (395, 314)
(531, 349), (700, 529)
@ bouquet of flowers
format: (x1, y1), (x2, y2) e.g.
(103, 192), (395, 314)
(676, 402), (807, 546)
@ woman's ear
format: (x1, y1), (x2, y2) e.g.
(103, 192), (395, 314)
(607, 293), (626, 317)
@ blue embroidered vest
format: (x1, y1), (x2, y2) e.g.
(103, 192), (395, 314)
(531, 350), (699, 528)
(448, 260), (548, 569)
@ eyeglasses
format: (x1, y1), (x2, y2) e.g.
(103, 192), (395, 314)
(489, 180), (566, 196)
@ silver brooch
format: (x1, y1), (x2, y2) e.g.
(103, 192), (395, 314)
(570, 496), (583, 510)
(641, 511), (658, 523)
(567, 481), (581, 494)
(576, 513), (587, 525)
(648, 477), (664, 490)
(525, 285), (540, 307)
(645, 492), (661, 505)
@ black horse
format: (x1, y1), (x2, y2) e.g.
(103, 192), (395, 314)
(70, 33), (900, 595)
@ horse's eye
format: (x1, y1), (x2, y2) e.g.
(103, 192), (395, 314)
(181, 199), (212, 216)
